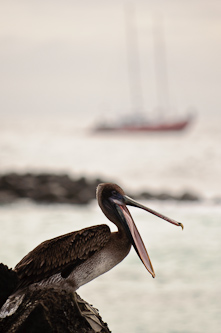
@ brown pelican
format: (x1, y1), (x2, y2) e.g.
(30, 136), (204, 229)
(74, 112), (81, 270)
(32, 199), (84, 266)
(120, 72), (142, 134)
(13, 183), (183, 291)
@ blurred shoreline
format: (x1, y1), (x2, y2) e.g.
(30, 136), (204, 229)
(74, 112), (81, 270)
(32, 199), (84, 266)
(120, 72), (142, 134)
(0, 172), (202, 205)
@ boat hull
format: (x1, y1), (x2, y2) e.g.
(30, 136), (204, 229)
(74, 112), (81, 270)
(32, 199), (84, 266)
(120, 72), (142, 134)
(94, 119), (190, 133)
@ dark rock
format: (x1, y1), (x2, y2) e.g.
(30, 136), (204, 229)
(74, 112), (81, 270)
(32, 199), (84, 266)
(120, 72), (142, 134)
(0, 172), (200, 204)
(139, 190), (200, 202)
(138, 191), (155, 200)
(0, 264), (18, 308)
(0, 287), (110, 333)
(0, 264), (111, 332)
(0, 190), (18, 204)
(0, 173), (108, 205)
(155, 192), (176, 201)
(178, 192), (199, 201)
(0, 263), (111, 333)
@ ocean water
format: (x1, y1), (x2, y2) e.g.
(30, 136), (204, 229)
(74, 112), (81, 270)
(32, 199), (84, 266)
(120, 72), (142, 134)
(0, 113), (220, 198)
(0, 200), (220, 333)
(0, 114), (221, 332)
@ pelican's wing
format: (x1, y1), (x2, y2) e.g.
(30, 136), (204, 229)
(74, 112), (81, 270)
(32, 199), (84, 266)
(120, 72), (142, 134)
(14, 224), (111, 289)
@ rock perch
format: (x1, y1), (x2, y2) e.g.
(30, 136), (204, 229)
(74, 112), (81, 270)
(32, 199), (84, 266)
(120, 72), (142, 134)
(0, 265), (110, 333)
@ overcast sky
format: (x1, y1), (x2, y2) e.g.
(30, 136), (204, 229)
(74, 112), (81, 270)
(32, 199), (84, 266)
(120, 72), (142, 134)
(0, 0), (220, 121)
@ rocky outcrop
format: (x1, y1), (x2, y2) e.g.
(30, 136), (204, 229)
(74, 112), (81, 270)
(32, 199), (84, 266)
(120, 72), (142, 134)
(0, 264), (18, 309)
(0, 264), (110, 333)
(0, 172), (200, 204)
(0, 173), (105, 204)
(138, 190), (199, 202)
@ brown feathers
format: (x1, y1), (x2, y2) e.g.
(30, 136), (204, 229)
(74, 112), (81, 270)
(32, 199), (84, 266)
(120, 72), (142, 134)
(14, 224), (111, 289)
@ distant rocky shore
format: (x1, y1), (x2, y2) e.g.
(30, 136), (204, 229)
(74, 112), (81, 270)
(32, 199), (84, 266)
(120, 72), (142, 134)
(0, 172), (200, 205)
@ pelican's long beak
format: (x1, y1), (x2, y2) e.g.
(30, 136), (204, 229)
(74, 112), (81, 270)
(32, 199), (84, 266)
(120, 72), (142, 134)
(115, 195), (183, 278)
(124, 195), (184, 229)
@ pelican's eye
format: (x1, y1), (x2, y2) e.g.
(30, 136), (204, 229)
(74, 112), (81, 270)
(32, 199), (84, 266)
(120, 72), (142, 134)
(110, 190), (124, 205)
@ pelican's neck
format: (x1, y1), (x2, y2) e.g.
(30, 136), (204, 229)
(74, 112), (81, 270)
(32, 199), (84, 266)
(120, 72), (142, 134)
(67, 230), (132, 290)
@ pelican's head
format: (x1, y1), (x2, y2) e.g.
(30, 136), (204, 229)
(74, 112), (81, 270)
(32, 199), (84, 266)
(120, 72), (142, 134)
(96, 183), (183, 278)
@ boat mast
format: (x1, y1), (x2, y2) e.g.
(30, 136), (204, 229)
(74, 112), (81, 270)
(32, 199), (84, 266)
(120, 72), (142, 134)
(152, 15), (171, 118)
(125, 4), (144, 115)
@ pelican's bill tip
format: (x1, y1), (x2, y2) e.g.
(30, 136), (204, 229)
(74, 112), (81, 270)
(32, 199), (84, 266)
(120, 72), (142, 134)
(179, 222), (184, 230)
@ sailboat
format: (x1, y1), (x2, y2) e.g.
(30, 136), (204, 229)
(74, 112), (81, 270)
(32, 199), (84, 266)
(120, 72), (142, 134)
(94, 117), (191, 132)
(94, 7), (193, 133)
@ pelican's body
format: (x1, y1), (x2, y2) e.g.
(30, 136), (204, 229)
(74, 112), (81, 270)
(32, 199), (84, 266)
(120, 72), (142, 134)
(15, 224), (131, 292)
(12, 183), (183, 292)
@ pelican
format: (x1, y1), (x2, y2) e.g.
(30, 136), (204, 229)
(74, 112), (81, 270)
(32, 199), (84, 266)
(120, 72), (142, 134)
(13, 183), (183, 291)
